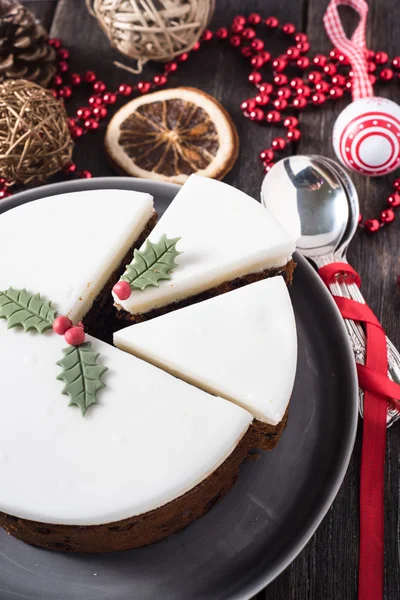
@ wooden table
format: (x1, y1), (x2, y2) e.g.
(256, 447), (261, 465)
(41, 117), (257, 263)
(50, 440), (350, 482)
(20, 1), (400, 598)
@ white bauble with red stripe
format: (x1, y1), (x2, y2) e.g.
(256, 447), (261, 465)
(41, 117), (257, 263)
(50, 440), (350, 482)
(333, 96), (400, 176)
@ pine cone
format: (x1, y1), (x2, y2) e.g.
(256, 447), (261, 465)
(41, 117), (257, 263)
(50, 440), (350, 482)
(0, 0), (57, 87)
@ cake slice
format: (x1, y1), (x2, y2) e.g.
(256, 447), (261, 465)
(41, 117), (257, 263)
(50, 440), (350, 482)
(114, 277), (297, 448)
(0, 189), (156, 339)
(0, 327), (253, 553)
(112, 174), (295, 324)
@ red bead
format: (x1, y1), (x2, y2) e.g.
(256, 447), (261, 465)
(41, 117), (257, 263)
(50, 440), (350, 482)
(201, 29), (213, 41)
(255, 93), (270, 106)
(393, 179), (400, 191)
(251, 38), (264, 51)
(216, 27), (229, 39)
(265, 16), (279, 28)
(138, 81), (151, 93)
(241, 47), (253, 58)
(345, 79), (352, 91)
(296, 41), (310, 53)
(287, 128), (301, 141)
(315, 80), (330, 93)
(240, 99), (257, 112)
(249, 108), (264, 121)
(272, 137), (286, 150)
(61, 85), (72, 98)
(118, 83), (133, 96)
(282, 23), (296, 35)
(331, 74), (346, 86)
(260, 51), (271, 62)
(230, 35), (241, 47)
(93, 106), (108, 119)
(392, 57), (400, 69)
(380, 68), (394, 80)
(293, 96), (307, 108)
(153, 74), (167, 86)
(366, 49), (375, 61)
(286, 46), (300, 60)
(324, 63), (337, 76)
(58, 61), (69, 73)
(58, 48), (69, 60)
(248, 71), (262, 84)
(85, 70), (97, 83)
(308, 71), (323, 83)
(329, 48), (341, 60)
(231, 22), (244, 34)
(313, 54), (327, 67)
(0, 188), (11, 199)
(296, 84), (311, 97)
(266, 110), (281, 123)
(290, 77), (303, 88)
(242, 27), (256, 40)
(77, 107), (91, 119)
(48, 38), (61, 48)
(295, 33), (308, 43)
(71, 126), (84, 138)
(178, 52), (189, 62)
(89, 95), (103, 106)
(103, 92), (117, 104)
(65, 326), (86, 346)
(84, 118), (99, 130)
(70, 73), (81, 86)
(337, 53), (349, 65)
(164, 62), (177, 73)
(264, 162), (275, 173)
(192, 41), (201, 51)
(0, 178), (6, 185)
(260, 148), (274, 162)
(251, 56), (265, 69)
(380, 209), (395, 223)
(274, 98), (288, 111)
(259, 82), (273, 94)
(369, 74), (376, 85)
(375, 51), (388, 64)
(387, 193), (400, 207)
(79, 170), (92, 179)
(52, 315), (73, 335)
(248, 13), (261, 25)
(49, 88), (58, 99)
(277, 87), (291, 99)
(233, 15), (246, 26)
(53, 74), (63, 87)
(312, 92), (326, 105)
(283, 116), (298, 128)
(272, 58), (287, 72)
(367, 61), (376, 73)
(274, 74), (288, 86)
(113, 281), (131, 301)
(67, 118), (76, 129)
(364, 219), (380, 232)
(329, 86), (344, 99)
(93, 81), (106, 93)
(63, 161), (77, 174)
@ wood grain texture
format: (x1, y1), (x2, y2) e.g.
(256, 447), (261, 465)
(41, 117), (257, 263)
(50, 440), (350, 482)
(19, 0), (400, 598)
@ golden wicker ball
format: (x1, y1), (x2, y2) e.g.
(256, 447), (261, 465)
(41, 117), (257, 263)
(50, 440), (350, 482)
(0, 79), (74, 185)
(86, 0), (215, 71)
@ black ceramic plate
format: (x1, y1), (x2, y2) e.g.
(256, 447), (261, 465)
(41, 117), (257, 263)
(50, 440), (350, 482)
(0, 178), (358, 600)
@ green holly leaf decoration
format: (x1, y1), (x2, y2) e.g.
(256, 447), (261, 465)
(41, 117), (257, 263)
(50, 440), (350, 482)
(56, 342), (108, 416)
(0, 288), (57, 333)
(121, 234), (182, 292)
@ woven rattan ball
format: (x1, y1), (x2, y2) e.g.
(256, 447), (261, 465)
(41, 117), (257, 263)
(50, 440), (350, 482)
(0, 79), (73, 185)
(86, 0), (215, 70)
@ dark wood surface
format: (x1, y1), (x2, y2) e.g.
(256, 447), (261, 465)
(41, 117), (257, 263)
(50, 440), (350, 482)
(19, 1), (400, 598)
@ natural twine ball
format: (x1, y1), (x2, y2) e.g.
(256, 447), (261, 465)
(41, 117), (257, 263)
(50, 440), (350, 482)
(86, 0), (215, 72)
(0, 79), (74, 185)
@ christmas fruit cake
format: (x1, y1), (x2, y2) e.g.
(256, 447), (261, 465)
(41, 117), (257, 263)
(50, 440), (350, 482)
(115, 277), (297, 449)
(112, 174), (296, 325)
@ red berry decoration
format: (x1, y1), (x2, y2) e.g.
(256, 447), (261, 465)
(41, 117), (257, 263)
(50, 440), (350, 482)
(272, 137), (286, 150)
(79, 170), (93, 179)
(284, 116), (298, 128)
(266, 110), (281, 123)
(53, 316), (73, 335)
(387, 193), (400, 207)
(248, 13), (261, 25)
(265, 16), (279, 28)
(380, 209), (395, 223)
(260, 148), (274, 162)
(364, 219), (380, 233)
(65, 326), (86, 346)
(113, 281), (131, 301)
(70, 73), (81, 86)
(282, 23), (296, 35)
(287, 129), (301, 141)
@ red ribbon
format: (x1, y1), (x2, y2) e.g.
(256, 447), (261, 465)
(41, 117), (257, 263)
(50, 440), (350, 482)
(323, 0), (373, 100)
(318, 262), (400, 600)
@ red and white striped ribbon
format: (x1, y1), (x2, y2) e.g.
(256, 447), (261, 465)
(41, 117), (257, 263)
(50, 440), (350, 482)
(323, 0), (373, 100)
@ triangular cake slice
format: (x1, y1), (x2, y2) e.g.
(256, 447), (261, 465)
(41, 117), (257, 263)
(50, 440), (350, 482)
(0, 189), (156, 338)
(0, 326), (252, 553)
(112, 175), (295, 323)
(114, 277), (297, 436)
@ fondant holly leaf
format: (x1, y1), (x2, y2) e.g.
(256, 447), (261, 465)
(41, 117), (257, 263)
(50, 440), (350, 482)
(121, 234), (182, 291)
(56, 342), (108, 416)
(0, 288), (57, 333)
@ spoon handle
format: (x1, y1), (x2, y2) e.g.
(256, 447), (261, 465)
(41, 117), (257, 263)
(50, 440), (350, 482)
(313, 256), (400, 427)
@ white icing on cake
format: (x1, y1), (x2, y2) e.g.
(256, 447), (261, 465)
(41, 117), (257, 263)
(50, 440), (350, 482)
(0, 189), (154, 323)
(113, 175), (295, 315)
(114, 278), (297, 425)
(0, 328), (252, 525)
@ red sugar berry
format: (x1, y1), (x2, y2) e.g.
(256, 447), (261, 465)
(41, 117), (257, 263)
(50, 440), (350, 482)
(53, 315), (73, 335)
(113, 281), (131, 301)
(65, 326), (86, 346)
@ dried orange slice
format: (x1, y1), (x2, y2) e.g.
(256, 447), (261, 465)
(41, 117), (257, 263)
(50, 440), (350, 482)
(105, 87), (239, 184)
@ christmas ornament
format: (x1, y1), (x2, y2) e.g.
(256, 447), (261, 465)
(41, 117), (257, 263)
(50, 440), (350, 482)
(0, 0), (57, 87)
(105, 87), (239, 183)
(0, 79), (73, 185)
(86, 0), (215, 72)
(325, 0), (400, 176)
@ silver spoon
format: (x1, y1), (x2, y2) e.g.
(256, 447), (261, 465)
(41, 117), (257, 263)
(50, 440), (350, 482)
(261, 155), (400, 426)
